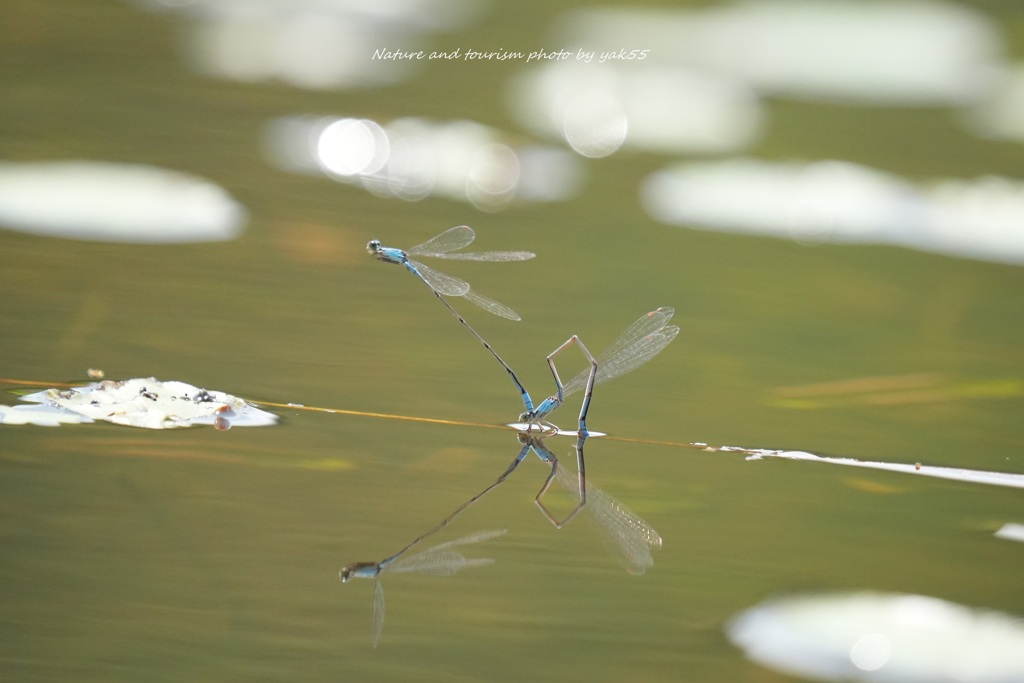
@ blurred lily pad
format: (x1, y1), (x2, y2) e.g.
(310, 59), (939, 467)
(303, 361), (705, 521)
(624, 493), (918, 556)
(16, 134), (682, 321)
(728, 591), (1024, 683)
(0, 160), (246, 243)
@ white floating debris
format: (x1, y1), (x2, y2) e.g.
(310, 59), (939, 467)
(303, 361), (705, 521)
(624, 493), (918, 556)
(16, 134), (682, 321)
(555, 1), (1004, 106)
(722, 445), (1024, 489)
(509, 62), (761, 156)
(17, 378), (277, 430)
(0, 161), (246, 243)
(995, 522), (1024, 543)
(642, 158), (1024, 266)
(0, 404), (94, 427)
(728, 592), (1024, 683)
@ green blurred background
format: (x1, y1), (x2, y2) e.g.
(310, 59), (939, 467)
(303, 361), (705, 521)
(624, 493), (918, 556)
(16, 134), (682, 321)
(2, 1), (1023, 681)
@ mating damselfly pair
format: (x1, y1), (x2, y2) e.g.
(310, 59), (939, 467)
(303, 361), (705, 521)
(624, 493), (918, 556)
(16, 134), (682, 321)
(350, 225), (677, 646)
(367, 225), (680, 437)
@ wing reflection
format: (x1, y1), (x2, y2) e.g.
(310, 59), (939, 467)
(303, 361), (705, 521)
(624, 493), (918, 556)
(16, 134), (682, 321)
(340, 431), (662, 646)
(340, 529), (506, 648)
(532, 433), (663, 575)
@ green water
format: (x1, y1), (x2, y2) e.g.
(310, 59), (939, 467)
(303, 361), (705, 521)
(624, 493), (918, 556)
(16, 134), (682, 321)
(2, 1), (1023, 681)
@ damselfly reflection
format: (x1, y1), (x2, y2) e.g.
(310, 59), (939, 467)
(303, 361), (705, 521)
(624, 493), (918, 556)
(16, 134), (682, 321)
(460, 432), (662, 568)
(479, 432), (662, 568)
(340, 529), (506, 648)
(340, 432), (662, 648)
(539, 435), (663, 574)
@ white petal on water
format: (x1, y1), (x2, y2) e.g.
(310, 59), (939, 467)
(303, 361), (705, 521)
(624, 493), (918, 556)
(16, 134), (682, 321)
(728, 592), (1024, 683)
(17, 378), (276, 429)
(0, 160), (246, 243)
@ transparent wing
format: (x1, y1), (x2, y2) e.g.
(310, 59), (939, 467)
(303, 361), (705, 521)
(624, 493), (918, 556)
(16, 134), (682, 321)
(410, 259), (471, 296)
(409, 225), (534, 262)
(555, 466), (662, 574)
(594, 307), (676, 367)
(571, 326), (680, 392)
(418, 528), (507, 553)
(388, 551), (495, 577)
(384, 529), (506, 576)
(560, 308), (679, 397)
(463, 289), (522, 321)
(407, 225), (475, 256)
(371, 578), (385, 648)
(431, 250), (535, 262)
(582, 487), (662, 575)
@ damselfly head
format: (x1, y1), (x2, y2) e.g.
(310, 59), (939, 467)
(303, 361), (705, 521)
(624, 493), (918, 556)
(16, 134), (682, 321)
(366, 240), (381, 255)
(340, 561), (380, 582)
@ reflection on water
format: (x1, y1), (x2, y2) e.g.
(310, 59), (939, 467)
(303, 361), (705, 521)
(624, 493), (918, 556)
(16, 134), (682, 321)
(341, 529), (505, 648)
(339, 431), (661, 645)
(545, 435), (662, 574)
(0, 161), (245, 243)
(264, 115), (583, 210)
(3, 0), (1024, 679)
(728, 592), (1024, 682)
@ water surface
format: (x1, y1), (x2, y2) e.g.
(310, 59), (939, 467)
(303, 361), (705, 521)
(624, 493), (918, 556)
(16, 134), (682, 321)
(2, 1), (1023, 681)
